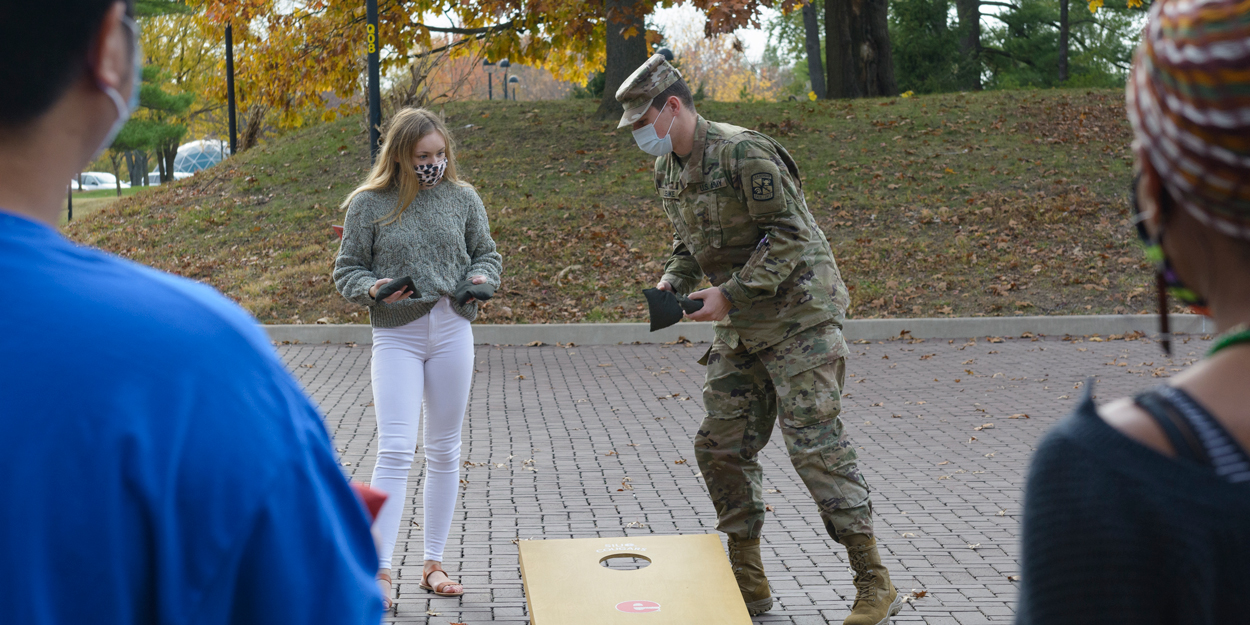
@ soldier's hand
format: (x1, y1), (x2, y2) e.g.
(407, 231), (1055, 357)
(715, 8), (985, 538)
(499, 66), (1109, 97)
(686, 286), (730, 322)
(656, 280), (674, 292)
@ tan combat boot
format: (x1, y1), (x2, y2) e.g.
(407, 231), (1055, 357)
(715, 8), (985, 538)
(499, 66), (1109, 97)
(843, 534), (903, 625)
(727, 536), (773, 615)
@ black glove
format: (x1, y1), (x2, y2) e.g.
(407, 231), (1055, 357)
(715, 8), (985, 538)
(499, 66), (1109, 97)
(374, 276), (417, 303)
(643, 288), (704, 332)
(454, 280), (495, 305)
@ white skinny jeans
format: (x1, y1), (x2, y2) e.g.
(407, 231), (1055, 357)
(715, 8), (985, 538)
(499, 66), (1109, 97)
(369, 298), (474, 568)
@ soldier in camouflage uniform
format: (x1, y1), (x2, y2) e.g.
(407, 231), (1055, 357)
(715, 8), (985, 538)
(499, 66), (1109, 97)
(615, 54), (903, 625)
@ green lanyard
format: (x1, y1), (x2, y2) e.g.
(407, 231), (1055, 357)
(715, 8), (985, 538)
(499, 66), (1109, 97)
(1208, 323), (1250, 357)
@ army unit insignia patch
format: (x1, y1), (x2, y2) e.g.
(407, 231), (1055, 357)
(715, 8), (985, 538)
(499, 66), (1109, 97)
(751, 173), (774, 201)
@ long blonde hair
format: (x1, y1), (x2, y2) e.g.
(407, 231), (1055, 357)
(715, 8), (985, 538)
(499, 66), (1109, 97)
(340, 107), (467, 225)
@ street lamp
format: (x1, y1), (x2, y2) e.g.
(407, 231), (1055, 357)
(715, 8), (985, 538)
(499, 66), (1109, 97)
(508, 75), (520, 101)
(483, 59), (495, 100)
(499, 59), (511, 100)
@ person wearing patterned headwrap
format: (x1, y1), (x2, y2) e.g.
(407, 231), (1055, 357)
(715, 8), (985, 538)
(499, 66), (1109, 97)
(1015, 1), (1250, 623)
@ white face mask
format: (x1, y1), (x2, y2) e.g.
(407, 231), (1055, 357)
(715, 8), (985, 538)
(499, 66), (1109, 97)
(632, 101), (677, 157)
(94, 16), (142, 161)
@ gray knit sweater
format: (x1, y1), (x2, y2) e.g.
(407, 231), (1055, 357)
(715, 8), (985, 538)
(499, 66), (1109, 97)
(333, 181), (502, 328)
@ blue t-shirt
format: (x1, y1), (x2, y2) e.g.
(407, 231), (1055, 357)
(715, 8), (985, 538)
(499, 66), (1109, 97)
(0, 211), (382, 624)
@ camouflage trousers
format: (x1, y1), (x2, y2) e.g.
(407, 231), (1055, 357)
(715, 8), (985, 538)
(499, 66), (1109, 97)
(695, 322), (874, 544)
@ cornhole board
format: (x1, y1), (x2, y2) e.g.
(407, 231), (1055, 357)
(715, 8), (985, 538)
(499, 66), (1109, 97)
(518, 534), (752, 625)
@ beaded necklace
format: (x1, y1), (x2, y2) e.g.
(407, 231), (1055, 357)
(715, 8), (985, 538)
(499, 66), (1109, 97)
(1208, 323), (1250, 357)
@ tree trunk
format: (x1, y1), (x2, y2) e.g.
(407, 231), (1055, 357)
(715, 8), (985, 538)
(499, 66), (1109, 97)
(162, 142), (178, 183)
(802, 2), (827, 99)
(125, 150), (148, 186)
(825, 0), (898, 99)
(595, 0), (650, 121)
(955, 0), (982, 90)
(240, 104), (267, 151)
(109, 153), (125, 196)
(1058, 0), (1069, 83)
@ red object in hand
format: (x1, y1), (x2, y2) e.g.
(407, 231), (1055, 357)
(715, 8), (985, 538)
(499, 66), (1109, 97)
(332, 224), (344, 239)
(350, 483), (388, 522)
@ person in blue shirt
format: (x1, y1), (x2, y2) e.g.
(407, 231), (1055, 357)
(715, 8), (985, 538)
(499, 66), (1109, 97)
(0, 2), (383, 623)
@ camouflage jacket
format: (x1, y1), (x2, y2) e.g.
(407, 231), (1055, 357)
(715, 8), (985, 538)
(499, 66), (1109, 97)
(656, 116), (851, 355)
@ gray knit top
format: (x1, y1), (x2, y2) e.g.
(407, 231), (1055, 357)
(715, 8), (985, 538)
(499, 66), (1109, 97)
(333, 181), (502, 328)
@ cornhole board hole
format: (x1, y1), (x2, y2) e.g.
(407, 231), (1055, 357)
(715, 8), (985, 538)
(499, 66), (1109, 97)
(518, 534), (752, 625)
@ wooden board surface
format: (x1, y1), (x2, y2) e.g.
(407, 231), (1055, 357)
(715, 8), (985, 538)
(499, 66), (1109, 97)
(518, 534), (752, 625)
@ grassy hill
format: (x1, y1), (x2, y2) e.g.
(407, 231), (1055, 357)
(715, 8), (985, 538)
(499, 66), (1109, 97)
(67, 89), (1159, 325)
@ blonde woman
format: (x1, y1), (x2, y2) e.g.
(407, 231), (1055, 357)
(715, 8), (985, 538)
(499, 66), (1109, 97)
(333, 108), (501, 610)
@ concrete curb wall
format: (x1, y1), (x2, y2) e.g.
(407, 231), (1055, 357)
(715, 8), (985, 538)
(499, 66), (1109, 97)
(263, 314), (1211, 345)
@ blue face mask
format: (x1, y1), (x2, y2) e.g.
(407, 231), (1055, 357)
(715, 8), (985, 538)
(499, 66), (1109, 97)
(94, 16), (142, 160)
(632, 101), (676, 157)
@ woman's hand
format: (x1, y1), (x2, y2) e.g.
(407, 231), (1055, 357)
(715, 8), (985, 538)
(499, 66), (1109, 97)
(369, 278), (413, 304)
(462, 275), (487, 303)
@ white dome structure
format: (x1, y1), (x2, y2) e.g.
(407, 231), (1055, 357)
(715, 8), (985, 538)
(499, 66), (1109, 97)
(173, 140), (231, 173)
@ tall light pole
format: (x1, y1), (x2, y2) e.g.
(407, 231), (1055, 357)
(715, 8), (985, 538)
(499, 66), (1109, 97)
(508, 75), (520, 101)
(483, 59), (495, 100)
(225, 23), (238, 155)
(499, 59), (511, 100)
(366, 0), (381, 161)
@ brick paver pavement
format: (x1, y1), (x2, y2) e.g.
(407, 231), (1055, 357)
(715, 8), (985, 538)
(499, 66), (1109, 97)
(278, 332), (1211, 625)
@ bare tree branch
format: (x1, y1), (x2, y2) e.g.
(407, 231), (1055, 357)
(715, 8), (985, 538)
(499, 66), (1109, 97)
(983, 46), (1037, 68)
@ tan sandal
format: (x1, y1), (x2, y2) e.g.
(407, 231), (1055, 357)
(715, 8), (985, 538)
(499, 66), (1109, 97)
(377, 569), (395, 612)
(419, 563), (465, 597)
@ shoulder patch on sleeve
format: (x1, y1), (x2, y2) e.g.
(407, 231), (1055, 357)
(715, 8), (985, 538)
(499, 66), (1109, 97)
(750, 172), (774, 201)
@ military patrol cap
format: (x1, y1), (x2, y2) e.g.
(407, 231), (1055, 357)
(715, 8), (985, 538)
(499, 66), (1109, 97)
(614, 53), (682, 128)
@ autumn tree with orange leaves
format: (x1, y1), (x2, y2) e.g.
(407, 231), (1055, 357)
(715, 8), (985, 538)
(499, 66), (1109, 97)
(192, 0), (817, 146)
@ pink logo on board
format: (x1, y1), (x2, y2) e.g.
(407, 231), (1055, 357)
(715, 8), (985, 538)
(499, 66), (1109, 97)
(616, 600), (661, 613)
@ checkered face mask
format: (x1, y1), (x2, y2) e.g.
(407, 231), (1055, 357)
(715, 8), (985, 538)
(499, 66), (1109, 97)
(414, 158), (447, 187)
